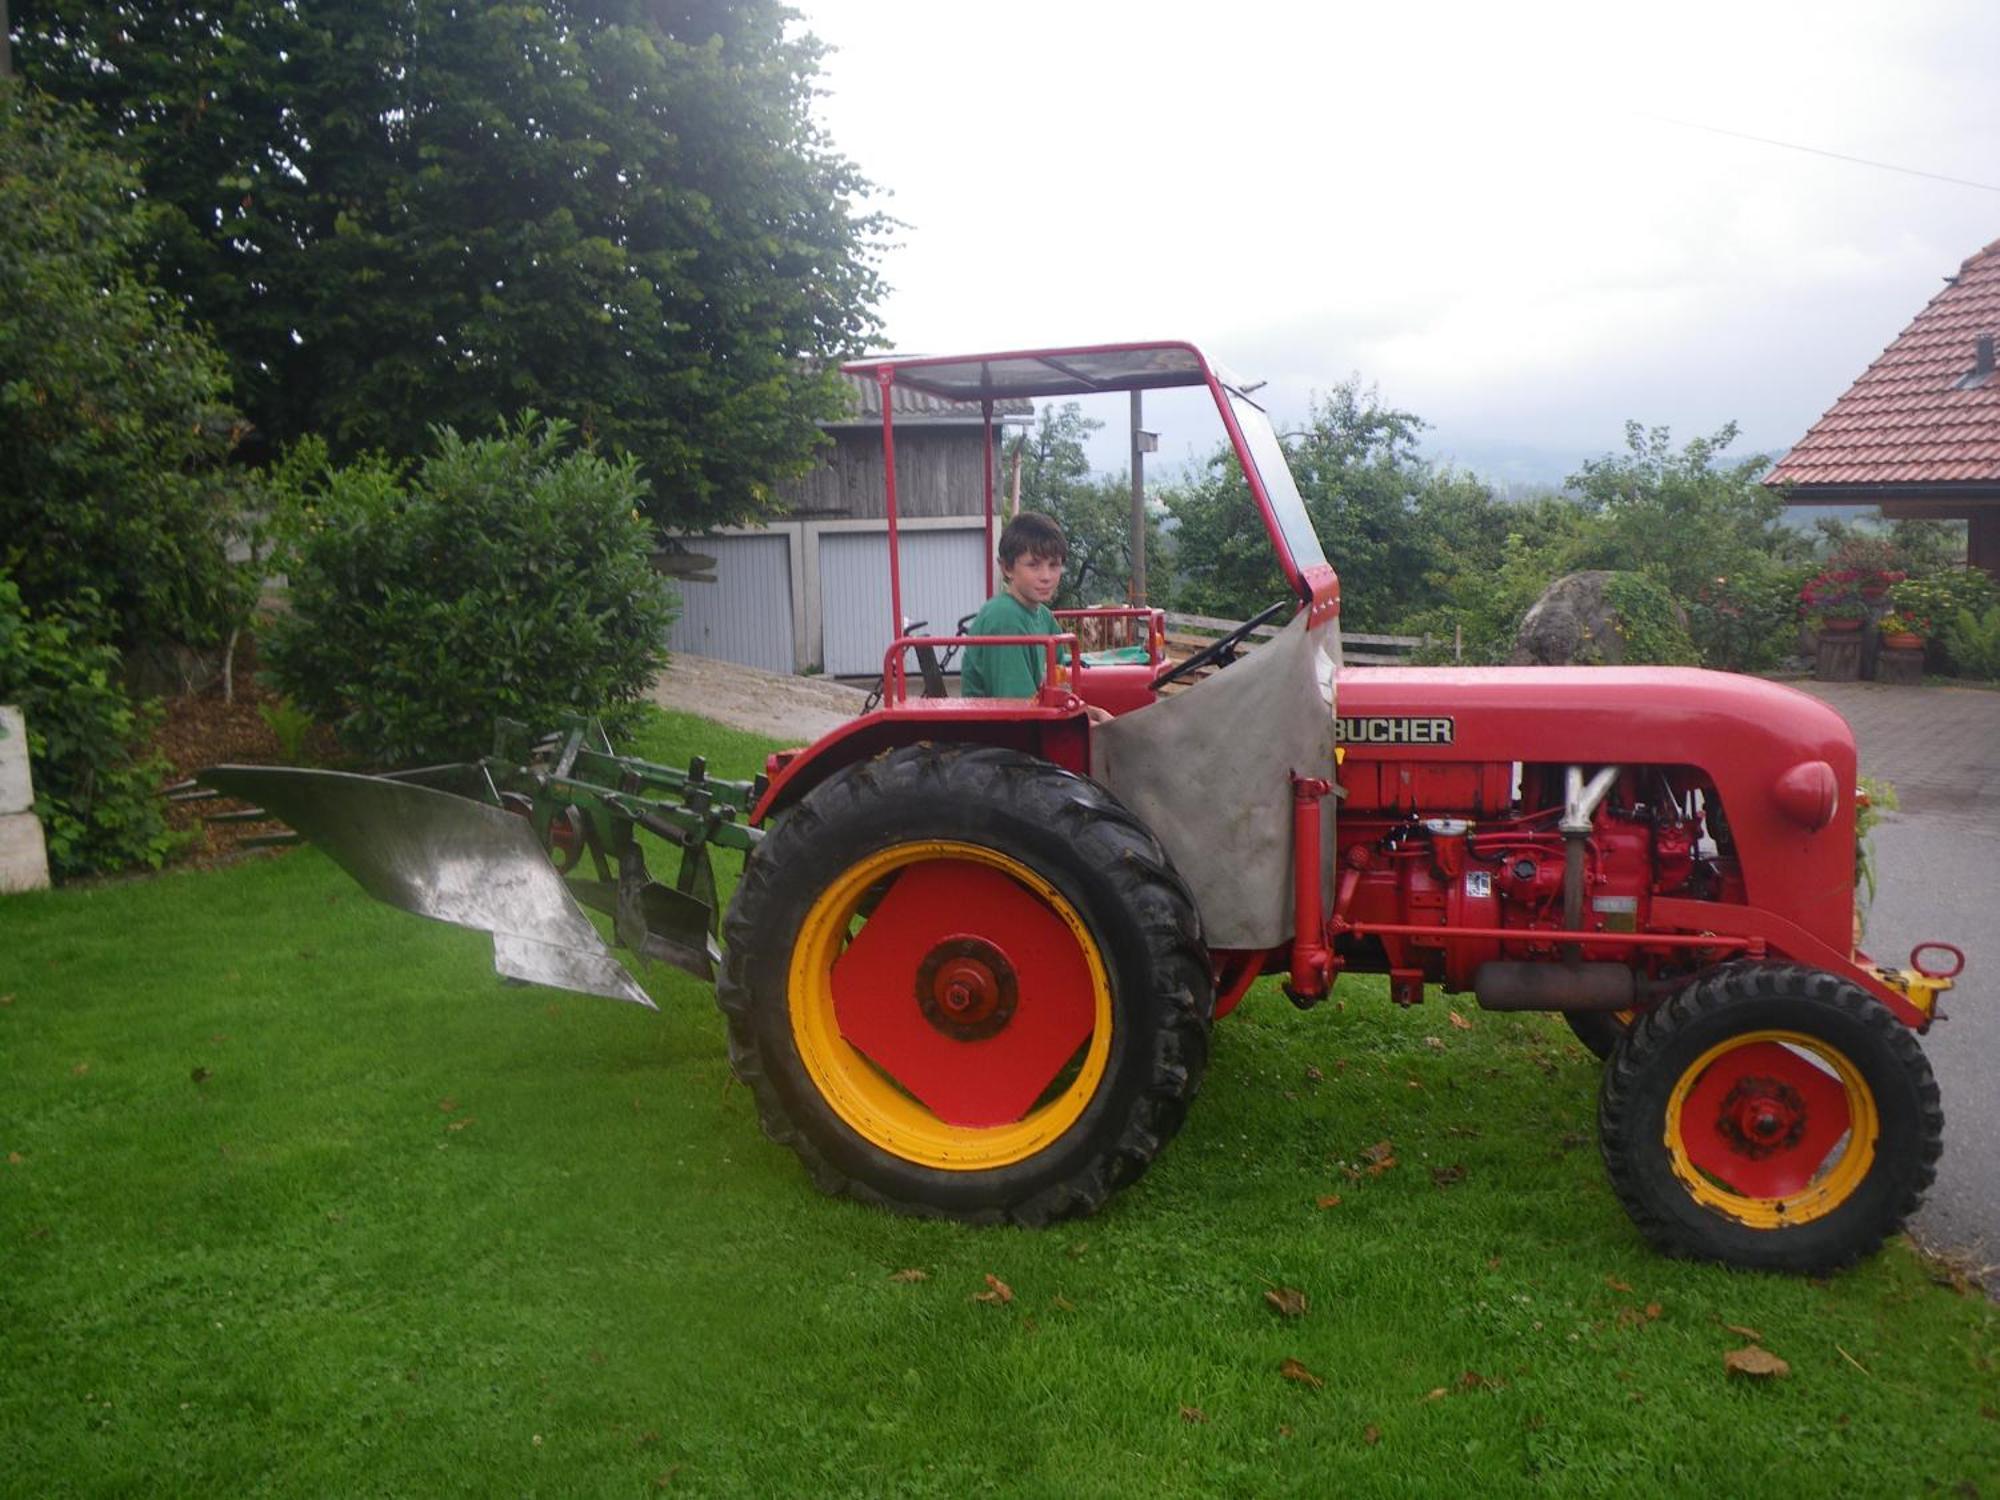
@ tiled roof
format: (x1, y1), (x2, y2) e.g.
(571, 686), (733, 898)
(1765, 236), (2000, 490)
(827, 368), (1035, 425)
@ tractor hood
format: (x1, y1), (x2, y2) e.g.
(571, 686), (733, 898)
(1335, 666), (1860, 954)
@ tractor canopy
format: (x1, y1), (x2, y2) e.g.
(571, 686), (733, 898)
(841, 342), (1337, 611)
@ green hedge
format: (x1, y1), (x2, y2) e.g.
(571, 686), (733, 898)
(264, 417), (678, 766)
(0, 578), (177, 878)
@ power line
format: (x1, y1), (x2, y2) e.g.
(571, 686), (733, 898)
(1636, 112), (2000, 195)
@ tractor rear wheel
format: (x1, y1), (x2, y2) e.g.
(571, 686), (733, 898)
(718, 744), (1213, 1226)
(1563, 1009), (1632, 1061)
(1598, 962), (1941, 1272)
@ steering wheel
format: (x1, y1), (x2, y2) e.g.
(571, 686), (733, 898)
(1151, 598), (1295, 691)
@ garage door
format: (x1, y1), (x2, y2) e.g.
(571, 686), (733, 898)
(666, 533), (795, 673)
(819, 528), (987, 677)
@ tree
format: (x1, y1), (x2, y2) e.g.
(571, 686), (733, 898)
(1166, 380), (1493, 629)
(0, 81), (251, 652)
(13, 1), (887, 533)
(1010, 404), (1170, 607)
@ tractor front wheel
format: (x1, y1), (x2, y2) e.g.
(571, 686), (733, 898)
(1598, 962), (1941, 1272)
(718, 745), (1213, 1225)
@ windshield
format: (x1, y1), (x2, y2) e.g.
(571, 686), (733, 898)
(1226, 391), (1329, 585)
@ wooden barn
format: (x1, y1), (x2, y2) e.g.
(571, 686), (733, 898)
(666, 371), (1033, 675)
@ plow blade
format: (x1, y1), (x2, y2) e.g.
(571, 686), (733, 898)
(200, 765), (656, 1008)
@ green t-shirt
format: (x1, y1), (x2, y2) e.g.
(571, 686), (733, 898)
(960, 591), (1059, 698)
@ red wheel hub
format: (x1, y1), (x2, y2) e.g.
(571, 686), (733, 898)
(830, 859), (1097, 1128)
(1682, 1041), (1853, 1199)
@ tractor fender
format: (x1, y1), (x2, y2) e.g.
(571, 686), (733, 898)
(751, 704), (1092, 825)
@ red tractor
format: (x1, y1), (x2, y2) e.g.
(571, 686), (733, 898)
(207, 341), (1961, 1273)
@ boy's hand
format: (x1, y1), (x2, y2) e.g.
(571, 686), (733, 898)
(1083, 704), (1113, 725)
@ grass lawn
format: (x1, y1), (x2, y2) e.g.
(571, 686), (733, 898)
(3, 709), (1996, 1497)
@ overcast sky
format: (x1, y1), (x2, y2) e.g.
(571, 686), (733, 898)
(790, 0), (2000, 485)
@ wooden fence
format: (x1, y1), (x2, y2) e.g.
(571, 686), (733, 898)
(1163, 612), (1452, 666)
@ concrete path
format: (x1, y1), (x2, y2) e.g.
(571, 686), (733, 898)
(647, 652), (868, 745)
(1796, 679), (2000, 1278)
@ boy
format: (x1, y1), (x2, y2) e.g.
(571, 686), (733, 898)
(961, 512), (1111, 722)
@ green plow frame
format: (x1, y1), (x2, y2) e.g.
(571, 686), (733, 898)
(199, 718), (764, 1007)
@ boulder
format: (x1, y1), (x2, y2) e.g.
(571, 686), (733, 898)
(1510, 570), (1692, 666)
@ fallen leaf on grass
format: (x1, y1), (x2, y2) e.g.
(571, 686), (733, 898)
(1644, 1303), (1662, 1322)
(1179, 1404), (1209, 1425)
(1304, 1065), (1324, 1083)
(1363, 1423), (1381, 1445)
(1264, 1286), (1309, 1318)
(190, 1067), (211, 1084)
(1459, 1371), (1502, 1391)
(437, 1096), (459, 1114)
(886, 1268), (928, 1283)
(1315, 1194), (1343, 1209)
(1724, 1345), (1790, 1380)
(1361, 1140), (1398, 1175)
(1051, 1295), (1075, 1312)
(445, 1116), (474, 1133)
(1423, 1035), (1446, 1052)
(1279, 1358), (1323, 1390)
(6, 1152), (23, 1166)
(1605, 1276), (1633, 1293)
(1420, 1387), (1448, 1403)
(1722, 1322), (1763, 1341)
(1448, 1010), (1472, 1031)
(71, 1062), (89, 1078)
(972, 1274), (1013, 1305)
(1430, 1165), (1466, 1188)
(0, 994), (14, 1005)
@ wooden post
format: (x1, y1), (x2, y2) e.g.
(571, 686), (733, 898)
(1129, 390), (1147, 605)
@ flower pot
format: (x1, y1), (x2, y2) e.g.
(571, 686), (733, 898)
(1881, 631), (1924, 652)
(1819, 617), (1862, 633)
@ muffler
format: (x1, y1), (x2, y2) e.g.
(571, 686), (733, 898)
(1473, 960), (1635, 1012)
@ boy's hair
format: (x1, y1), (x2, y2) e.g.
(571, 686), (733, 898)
(998, 511), (1067, 567)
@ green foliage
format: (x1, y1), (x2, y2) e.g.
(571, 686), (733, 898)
(1168, 381), (1479, 629)
(0, 578), (178, 878)
(14, 1), (886, 534)
(0, 82), (253, 651)
(1941, 603), (2000, 680)
(255, 698), (317, 765)
(1010, 404), (1172, 607)
(1682, 558), (1810, 673)
(1854, 774), (1897, 909)
(1565, 422), (1793, 605)
(1601, 573), (1700, 664)
(1891, 569), (2000, 675)
(263, 416), (677, 766)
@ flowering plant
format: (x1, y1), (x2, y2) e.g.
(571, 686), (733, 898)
(1877, 610), (1930, 639)
(1799, 568), (1869, 623)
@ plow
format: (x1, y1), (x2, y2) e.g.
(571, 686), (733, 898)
(202, 341), (1967, 1273)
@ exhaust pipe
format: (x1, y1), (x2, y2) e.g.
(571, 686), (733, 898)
(1474, 960), (1635, 1012)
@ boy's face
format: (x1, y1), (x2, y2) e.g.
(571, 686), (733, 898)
(1002, 550), (1064, 607)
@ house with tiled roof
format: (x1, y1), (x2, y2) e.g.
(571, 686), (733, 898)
(1764, 235), (2000, 578)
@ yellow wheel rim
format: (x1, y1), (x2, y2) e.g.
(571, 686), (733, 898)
(788, 840), (1114, 1171)
(1664, 1029), (1878, 1228)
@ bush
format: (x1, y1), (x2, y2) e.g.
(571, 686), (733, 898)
(0, 577), (177, 878)
(1684, 559), (1809, 672)
(1889, 569), (2000, 674)
(1942, 604), (2000, 681)
(264, 416), (678, 766)
(0, 83), (253, 653)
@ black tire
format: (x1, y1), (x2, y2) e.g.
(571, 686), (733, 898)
(1563, 1009), (1630, 1061)
(718, 744), (1213, 1226)
(1599, 962), (1942, 1273)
